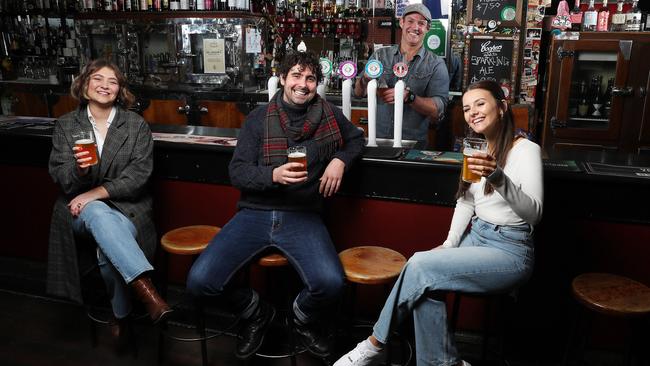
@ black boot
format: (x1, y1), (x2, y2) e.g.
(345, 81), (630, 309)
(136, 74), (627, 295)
(293, 318), (332, 358)
(235, 302), (276, 359)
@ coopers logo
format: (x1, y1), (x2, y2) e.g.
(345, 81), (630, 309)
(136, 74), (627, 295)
(480, 41), (503, 53)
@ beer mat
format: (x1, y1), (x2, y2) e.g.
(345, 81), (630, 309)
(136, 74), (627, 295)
(543, 160), (581, 172)
(152, 132), (237, 146)
(403, 150), (463, 164)
(585, 162), (650, 179)
(363, 146), (404, 159)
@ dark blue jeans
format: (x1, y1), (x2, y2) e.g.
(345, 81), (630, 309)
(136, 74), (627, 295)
(186, 208), (345, 323)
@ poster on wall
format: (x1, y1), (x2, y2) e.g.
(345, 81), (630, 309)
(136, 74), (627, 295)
(466, 0), (524, 27)
(397, 0), (449, 19)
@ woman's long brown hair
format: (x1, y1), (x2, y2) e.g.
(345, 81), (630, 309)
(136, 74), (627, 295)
(70, 59), (135, 109)
(456, 80), (516, 199)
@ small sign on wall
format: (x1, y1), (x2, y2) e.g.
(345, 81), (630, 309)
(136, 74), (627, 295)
(203, 39), (226, 74)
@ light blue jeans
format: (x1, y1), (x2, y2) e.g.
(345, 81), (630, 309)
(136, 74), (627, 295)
(72, 201), (153, 319)
(372, 217), (535, 366)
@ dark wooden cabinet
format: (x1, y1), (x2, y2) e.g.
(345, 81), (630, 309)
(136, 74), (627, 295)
(542, 32), (650, 154)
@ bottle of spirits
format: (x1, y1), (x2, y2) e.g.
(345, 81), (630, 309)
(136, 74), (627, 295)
(597, 0), (609, 31)
(578, 80), (589, 117)
(591, 77), (603, 117)
(603, 78), (614, 118)
(570, 0), (583, 31)
(582, 0), (598, 31)
(609, 0), (626, 31)
(625, 0), (642, 32)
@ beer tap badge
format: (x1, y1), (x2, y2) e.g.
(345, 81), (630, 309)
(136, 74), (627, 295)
(364, 59), (383, 79)
(320, 58), (333, 76)
(393, 62), (408, 78)
(338, 61), (357, 80)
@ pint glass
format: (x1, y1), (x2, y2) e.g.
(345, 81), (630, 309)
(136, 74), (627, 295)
(73, 131), (99, 166)
(287, 146), (307, 172)
(462, 137), (488, 183)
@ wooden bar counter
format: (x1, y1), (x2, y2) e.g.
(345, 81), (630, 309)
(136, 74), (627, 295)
(1, 117), (650, 355)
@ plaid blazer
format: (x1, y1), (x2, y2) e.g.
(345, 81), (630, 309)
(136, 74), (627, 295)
(46, 107), (156, 303)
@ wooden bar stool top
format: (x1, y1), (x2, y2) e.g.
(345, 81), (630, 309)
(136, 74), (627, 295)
(339, 246), (407, 285)
(160, 225), (220, 255)
(572, 272), (650, 318)
(258, 253), (289, 267)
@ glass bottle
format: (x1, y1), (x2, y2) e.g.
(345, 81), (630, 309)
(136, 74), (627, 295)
(625, 0), (642, 32)
(570, 0), (583, 31)
(590, 75), (603, 117)
(578, 80), (589, 117)
(603, 78), (614, 118)
(596, 0), (609, 32)
(609, 0), (626, 31)
(582, 0), (598, 31)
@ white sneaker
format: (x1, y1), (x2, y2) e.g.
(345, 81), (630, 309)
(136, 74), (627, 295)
(333, 340), (383, 366)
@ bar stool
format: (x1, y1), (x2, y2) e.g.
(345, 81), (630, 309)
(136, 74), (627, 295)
(448, 291), (514, 366)
(75, 235), (143, 357)
(253, 252), (305, 364)
(338, 246), (411, 365)
(80, 262), (141, 357)
(158, 225), (223, 366)
(563, 272), (650, 366)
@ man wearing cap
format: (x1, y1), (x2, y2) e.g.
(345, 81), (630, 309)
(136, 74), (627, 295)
(355, 3), (449, 148)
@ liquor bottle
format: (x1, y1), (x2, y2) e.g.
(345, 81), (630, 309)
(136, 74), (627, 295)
(577, 80), (589, 117)
(603, 78), (614, 118)
(609, 0), (626, 31)
(591, 78), (602, 117)
(570, 0), (583, 31)
(625, 0), (642, 32)
(581, 0), (597, 31)
(596, 0), (609, 31)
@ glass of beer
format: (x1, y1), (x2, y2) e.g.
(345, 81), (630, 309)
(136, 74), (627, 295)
(462, 137), (488, 183)
(287, 146), (307, 172)
(72, 130), (98, 166)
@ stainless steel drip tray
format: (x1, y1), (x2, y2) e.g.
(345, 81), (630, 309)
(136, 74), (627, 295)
(367, 138), (418, 149)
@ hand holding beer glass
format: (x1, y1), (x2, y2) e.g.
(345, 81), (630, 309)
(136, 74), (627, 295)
(462, 137), (488, 183)
(287, 146), (307, 173)
(72, 130), (99, 168)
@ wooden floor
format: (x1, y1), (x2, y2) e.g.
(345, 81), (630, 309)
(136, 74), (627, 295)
(0, 256), (631, 366)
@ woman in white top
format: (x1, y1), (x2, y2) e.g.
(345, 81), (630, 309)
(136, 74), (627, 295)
(334, 80), (544, 366)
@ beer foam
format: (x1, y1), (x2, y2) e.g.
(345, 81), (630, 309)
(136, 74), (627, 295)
(288, 152), (306, 158)
(75, 139), (94, 144)
(463, 148), (481, 156)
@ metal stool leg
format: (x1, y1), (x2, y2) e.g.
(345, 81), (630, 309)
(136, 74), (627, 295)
(195, 301), (209, 366)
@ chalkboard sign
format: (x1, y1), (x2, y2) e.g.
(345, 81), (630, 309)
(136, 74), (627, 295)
(463, 34), (520, 96)
(467, 0), (523, 27)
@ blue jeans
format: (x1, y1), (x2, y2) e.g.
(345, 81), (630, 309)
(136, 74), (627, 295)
(72, 201), (153, 319)
(186, 208), (345, 323)
(372, 218), (534, 366)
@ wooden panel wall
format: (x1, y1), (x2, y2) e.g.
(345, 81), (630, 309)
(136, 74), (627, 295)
(199, 100), (246, 129)
(142, 99), (187, 125)
(51, 95), (78, 118)
(12, 91), (48, 117)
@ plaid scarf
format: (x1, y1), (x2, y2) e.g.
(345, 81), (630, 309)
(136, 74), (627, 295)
(263, 92), (343, 166)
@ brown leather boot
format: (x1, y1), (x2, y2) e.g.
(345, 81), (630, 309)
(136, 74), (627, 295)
(108, 316), (130, 351)
(130, 277), (172, 324)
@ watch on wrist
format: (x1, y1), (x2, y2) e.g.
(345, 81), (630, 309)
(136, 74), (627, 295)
(405, 90), (416, 104)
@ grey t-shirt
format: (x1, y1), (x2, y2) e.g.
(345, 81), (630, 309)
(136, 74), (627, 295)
(363, 45), (449, 144)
